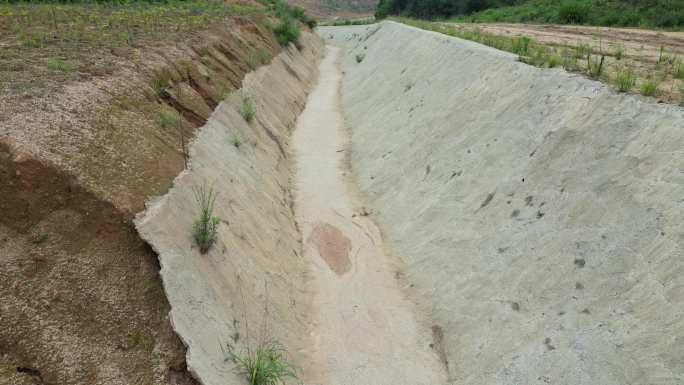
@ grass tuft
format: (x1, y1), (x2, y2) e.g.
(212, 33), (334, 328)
(157, 110), (180, 128)
(231, 135), (242, 148)
(230, 341), (298, 385)
(511, 36), (531, 56)
(192, 183), (219, 254)
(614, 68), (636, 92)
(47, 59), (74, 72)
(587, 54), (605, 79)
(675, 62), (684, 80)
(640, 77), (660, 96)
(240, 97), (256, 123)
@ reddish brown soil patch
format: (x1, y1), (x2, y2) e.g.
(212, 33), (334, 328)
(309, 222), (352, 274)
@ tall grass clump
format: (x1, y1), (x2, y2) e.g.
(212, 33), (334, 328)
(192, 184), (219, 254)
(241, 96), (256, 123)
(614, 68), (636, 92)
(231, 341), (298, 385)
(511, 36), (531, 56)
(587, 53), (605, 79)
(640, 77), (659, 96)
(675, 62), (684, 80)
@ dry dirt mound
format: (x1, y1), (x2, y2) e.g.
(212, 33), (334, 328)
(321, 21), (684, 385)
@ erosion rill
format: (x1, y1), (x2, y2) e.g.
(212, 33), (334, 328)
(321, 21), (684, 385)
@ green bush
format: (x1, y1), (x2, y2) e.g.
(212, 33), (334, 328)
(273, 17), (300, 48)
(557, 1), (590, 24)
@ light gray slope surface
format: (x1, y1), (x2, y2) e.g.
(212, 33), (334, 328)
(291, 45), (447, 385)
(320, 21), (684, 385)
(135, 34), (324, 385)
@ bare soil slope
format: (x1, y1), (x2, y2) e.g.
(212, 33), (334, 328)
(0, 13), (291, 385)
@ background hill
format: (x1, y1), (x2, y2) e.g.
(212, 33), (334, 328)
(286, 0), (378, 18)
(376, 0), (684, 29)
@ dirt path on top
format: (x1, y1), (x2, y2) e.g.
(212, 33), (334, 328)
(451, 23), (684, 58)
(291, 45), (447, 385)
(441, 22), (684, 103)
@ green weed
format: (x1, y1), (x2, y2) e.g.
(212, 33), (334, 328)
(151, 77), (170, 99)
(47, 59), (74, 72)
(640, 77), (660, 96)
(192, 183), (220, 254)
(587, 54), (605, 79)
(240, 97), (256, 123)
(547, 54), (562, 68)
(157, 110), (180, 128)
(614, 68), (636, 92)
(273, 17), (300, 48)
(230, 135), (242, 148)
(230, 341), (298, 385)
(675, 62), (684, 79)
(511, 36), (531, 56)
(356, 53), (365, 63)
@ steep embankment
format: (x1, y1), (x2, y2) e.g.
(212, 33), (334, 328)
(322, 21), (684, 385)
(135, 32), (324, 385)
(0, 15), (305, 385)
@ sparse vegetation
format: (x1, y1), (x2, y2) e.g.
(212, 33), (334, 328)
(273, 16), (301, 48)
(675, 63), (684, 80)
(511, 36), (531, 56)
(157, 110), (180, 128)
(393, 17), (683, 103)
(241, 97), (256, 123)
(30, 234), (49, 245)
(614, 68), (636, 92)
(587, 54), (605, 79)
(151, 77), (170, 99)
(192, 183), (220, 254)
(230, 341), (298, 385)
(231, 135), (242, 148)
(356, 53), (365, 63)
(318, 18), (375, 26)
(47, 59), (74, 72)
(640, 77), (660, 96)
